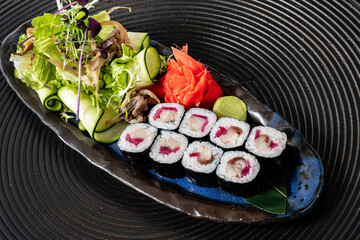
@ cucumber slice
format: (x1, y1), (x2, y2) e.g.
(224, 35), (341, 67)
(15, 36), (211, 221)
(128, 32), (150, 53)
(130, 46), (161, 89)
(78, 121), (86, 131)
(143, 35), (150, 49)
(145, 47), (161, 79)
(94, 121), (129, 144)
(36, 87), (63, 112)
(95, 105), (119, 132)
(58, 86), (127, 144)
(58, 86), (103, 139)
(44, 95), (63, 112)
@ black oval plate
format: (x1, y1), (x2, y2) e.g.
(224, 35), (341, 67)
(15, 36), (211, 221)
(0, 21), (323, 224)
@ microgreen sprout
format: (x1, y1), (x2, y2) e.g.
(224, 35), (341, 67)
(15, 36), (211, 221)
(54, 0), (89, 14)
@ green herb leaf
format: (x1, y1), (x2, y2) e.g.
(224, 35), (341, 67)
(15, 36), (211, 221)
(243, 174), (287, 215)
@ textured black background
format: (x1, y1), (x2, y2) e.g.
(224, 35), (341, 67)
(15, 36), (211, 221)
(1, 0), (359, 239)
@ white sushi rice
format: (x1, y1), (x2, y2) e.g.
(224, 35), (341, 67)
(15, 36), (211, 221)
(149, 130), (188, 164)
(216, 151), (260, 184)
(182, 141), (223, 174)
(148, 103), (185, 130)
(178, 108), (217, 138)
(118, 123), (158, 153)
(209, 117), (250, 149)
(245, 126), (287, 158)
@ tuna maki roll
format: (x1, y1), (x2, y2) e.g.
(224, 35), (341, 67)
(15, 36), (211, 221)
(178, 108), (217, 139)
(182, 141), (223, 187)
(216, 151), (262, 197)
(149, 130), (188, 178)
(209, 117), (250, 149)
(148, 103), (185, 130)
(118, 123), (158, 170)
(245, 126), (288, 169)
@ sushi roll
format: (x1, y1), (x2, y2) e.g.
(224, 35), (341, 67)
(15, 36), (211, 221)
(148, 103), (185, 130)
(178, 108), (217, 139)
(118, 123), (158, 170)
(149, 130), (188, 178)
(182, 141), (223, 187)
(216, 151), (263, 197)
(209, 117), (250, 149)
(245, 126), (288, 169)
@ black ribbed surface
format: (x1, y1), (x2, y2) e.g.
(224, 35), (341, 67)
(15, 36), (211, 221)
(0, 0), (359, 239)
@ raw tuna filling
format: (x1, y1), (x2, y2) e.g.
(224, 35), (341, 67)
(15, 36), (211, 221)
(254, 130), (278, 150)
(153, 107), (178, 122)
(188, 114), (209, 132)
(226, 157), (251, 178)
(125, 133), (144, 146)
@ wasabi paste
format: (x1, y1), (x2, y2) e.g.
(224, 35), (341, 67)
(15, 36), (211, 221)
(212, 96), (247, 121)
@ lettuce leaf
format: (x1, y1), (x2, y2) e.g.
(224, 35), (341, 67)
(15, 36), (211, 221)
(33, 37), (63, 62)
(10, 54), (52, 90)
(108, 44), (134, 91)
(32, 13), (63, 39)
(16, 34), (28, 53)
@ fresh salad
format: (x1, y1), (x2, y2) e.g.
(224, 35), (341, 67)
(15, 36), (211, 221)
(10, 0), (223, 144)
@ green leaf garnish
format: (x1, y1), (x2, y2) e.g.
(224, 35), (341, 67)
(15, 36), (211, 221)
(243, 174), (287, 215)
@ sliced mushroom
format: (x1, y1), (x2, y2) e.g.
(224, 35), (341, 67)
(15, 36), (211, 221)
(105, 89), (160, 125)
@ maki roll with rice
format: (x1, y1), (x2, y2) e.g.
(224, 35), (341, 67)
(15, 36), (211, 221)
(118, 123), (158, 170)
(149, 130), (188, 178)
(245, 126), (287, 169)
(148, 103), (185, 130)
(209, 117), (250, 149)
(216, 151), (262, 197)
(179, 108), (217, 139)
(182, 141), (223, 187)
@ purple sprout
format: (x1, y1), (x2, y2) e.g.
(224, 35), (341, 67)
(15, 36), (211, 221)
(76, 17), (103, 120)
(77, 8), (89, 20)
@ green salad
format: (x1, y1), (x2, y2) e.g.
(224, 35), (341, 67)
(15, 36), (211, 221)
(10, 0), (168, 143)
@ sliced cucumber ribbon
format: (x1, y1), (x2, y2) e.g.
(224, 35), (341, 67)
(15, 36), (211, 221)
(58, 86), (127, 143)
(36, 87), (63, 112)
(128, 32), (150, 53)
(130, 46), (161, 89)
